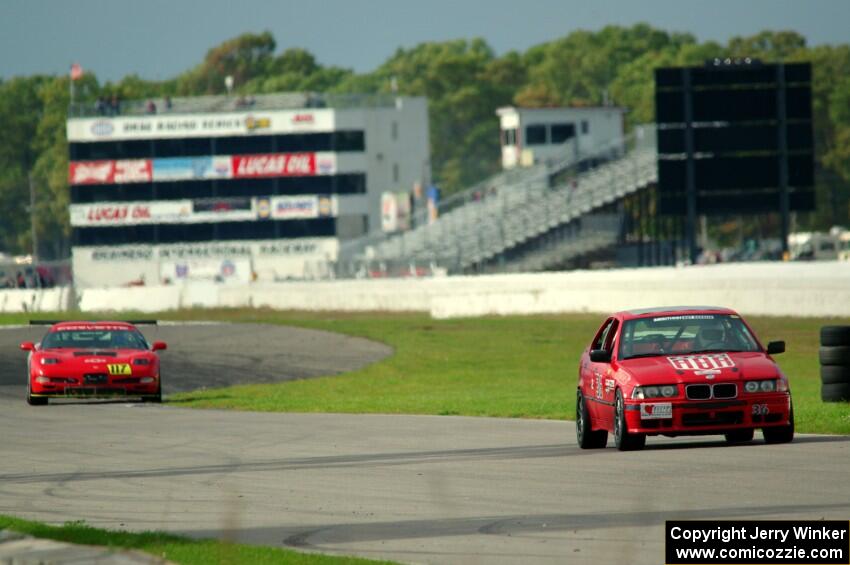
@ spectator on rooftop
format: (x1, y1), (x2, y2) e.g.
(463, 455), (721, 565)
(109, 94), (121, 116)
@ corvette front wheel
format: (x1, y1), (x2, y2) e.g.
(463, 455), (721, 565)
(26, 380), (47, 406)
(614, 390), (645, 451)
(142, 382), (162, 403)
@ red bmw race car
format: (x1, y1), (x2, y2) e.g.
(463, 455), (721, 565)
(576, 306), (793, 451)
(20, 320), (166, 405)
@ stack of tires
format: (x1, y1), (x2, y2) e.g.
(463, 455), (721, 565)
(820, 326), (850, 402)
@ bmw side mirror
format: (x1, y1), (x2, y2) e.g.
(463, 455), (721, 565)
(766, 341), (785, 355)
(20, 342), (34, 351)
(152, 341), (167, 351)
(590, 349), (612, 363)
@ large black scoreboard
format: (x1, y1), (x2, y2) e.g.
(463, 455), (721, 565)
(654, 59), (814, 261)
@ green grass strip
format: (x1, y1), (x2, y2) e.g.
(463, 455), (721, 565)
(0, 515), (392, 565)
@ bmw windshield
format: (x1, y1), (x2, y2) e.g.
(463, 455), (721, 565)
(619, 314), (760, 360)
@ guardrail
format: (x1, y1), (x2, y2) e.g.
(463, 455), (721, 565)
(13, 260), (848, 319)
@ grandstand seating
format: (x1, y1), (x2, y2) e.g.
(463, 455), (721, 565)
(337, 126), (658, 275)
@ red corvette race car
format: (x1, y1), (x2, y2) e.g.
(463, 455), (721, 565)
(20, 320), (166, 405)
(576, 306), (793, 451)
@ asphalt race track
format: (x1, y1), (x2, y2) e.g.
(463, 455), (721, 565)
(1, 323), (850, 564)
(0, 322), (393, 395)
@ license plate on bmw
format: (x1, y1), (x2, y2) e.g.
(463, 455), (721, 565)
(640, 402), (672, 420)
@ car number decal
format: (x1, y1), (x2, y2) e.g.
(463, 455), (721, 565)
(640, 402), (672, 419)
(107, 363), (131, 375)
(666, 353), (735, 371)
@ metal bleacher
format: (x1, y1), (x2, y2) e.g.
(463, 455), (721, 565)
(337, 126), (658, 276)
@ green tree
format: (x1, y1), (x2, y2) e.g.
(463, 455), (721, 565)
(176, 31), (276, 94)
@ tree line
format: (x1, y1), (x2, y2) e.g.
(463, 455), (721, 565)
(0, 24), (848, 258)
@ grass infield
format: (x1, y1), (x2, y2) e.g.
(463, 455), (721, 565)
(4, 309), (849, 434)
(0, 515), (392, 564)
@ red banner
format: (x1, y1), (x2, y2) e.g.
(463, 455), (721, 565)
(70, 153), (319, 184)
(69, 160), (152, 185)
(231, 153), (316, 178)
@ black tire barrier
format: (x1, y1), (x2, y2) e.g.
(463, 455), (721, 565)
(821, 365), (850, 385)
(821, 382), (850, 403)
(819, 345), (850, 366)
(820, 326), (850, 347)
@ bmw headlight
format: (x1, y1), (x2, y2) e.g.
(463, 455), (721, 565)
(632, 385), (678, 399)
(40, 358), (60, 365)
(745, 379), (778, 393)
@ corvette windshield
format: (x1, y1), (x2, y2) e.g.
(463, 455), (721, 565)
(619, 314), (760, 360)
(42, 329), (149, 350)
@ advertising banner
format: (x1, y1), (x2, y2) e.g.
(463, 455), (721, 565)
(151, 156), (232, 181)
(69, 159), (152, 185)
(381, 193), (411, 233)
(71, 152), (343, 185)
(67, 110), (336, 142)
(269, 195), (338, 220)
(271, 196), (320, 219)
(232, 153), (316, 178)
(160, 257), (253, 284)
(191, 198), (256, 222)
(70, 200), (191, 227)
(72, 238), (340, 287)
(381, 193), (398, 232)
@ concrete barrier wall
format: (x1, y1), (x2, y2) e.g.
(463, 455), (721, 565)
(14, 261), (850, 319)
(0, 287), (73, 313)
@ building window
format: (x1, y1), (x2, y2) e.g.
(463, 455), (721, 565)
(525, 124), (547, 145)
(72, 218), (336, 246)
(550, 123), (576, 144)
(502, 128), (517, 147)
(581, 120), (589, 135)
(393, 163), (399, 183)
(69, 130), (367, 161)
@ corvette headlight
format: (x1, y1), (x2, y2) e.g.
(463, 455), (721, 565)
(745, 379), (778, 393)
(632, 385), (677, 399)
(40, 358), (60, 365)
(133, 358), (151, 366)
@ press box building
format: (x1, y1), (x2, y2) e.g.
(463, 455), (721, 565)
(66, 93), (430, 287)
(496, 106), (625, 169)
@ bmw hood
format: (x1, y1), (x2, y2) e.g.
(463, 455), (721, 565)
(618, 352), (782, 385)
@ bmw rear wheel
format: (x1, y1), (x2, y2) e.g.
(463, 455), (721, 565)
(614, 389), (645, 451)
(576, 391), (607, 449)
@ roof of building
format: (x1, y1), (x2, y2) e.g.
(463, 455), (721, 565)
(69, 92), (408, 119)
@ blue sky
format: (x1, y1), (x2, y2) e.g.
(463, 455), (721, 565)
(1, 0), (848, 82)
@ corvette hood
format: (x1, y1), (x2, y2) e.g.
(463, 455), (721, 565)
(618, 352), (781, 385)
